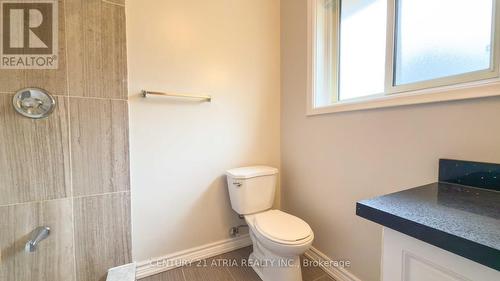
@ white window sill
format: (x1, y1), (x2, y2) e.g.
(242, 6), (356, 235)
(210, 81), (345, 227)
(307, 81), (500, 116)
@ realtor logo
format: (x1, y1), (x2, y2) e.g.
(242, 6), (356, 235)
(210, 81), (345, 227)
(0, 0), (58, 69)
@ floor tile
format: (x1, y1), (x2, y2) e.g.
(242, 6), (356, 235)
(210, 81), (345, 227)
(182, 256), (234, 281)
(301, 256), (327, 281)
(140, 268), (185, 281)
(215, 247), (261, 281)
(138, 246), (335, 281)
(315, 275), (336, 281)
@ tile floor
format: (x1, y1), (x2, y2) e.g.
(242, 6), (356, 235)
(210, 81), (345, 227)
(140, 247), (335, 281)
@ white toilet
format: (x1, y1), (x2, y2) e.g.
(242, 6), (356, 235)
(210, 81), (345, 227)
(226, 166), (314, 281)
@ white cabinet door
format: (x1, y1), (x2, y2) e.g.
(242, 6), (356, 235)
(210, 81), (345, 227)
(382, 227), (500, 281)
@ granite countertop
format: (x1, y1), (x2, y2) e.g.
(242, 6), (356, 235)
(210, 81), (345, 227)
(356, 182), (500, 271)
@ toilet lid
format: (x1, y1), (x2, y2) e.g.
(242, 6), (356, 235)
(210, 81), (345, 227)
(254, 210), (312, 243)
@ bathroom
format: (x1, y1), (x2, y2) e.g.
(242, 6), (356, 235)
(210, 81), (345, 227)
(0, 0), (499, 281)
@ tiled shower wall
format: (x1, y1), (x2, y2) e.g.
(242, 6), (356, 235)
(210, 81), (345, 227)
(0, 1), (131, 281)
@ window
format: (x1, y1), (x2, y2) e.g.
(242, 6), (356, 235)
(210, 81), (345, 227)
(339, 0), (386, 100)
(394, 0), (494, 86)
(308, 0), (500, 114)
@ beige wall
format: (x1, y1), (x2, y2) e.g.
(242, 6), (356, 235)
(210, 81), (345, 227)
(281, 1), (500, 280)
(126, 0), (281, 261)
(0, 1), (131, 281)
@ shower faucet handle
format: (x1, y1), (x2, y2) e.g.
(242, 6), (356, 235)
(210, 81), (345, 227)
(25, 226), (51, 253)
(20, 97), (44, 110)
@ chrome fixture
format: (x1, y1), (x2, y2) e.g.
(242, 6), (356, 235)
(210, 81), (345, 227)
(229, 225), (249, 237)
(12, 88), (56, 119)
(141, 90), (212, 102)
(25, 226), (51, 253)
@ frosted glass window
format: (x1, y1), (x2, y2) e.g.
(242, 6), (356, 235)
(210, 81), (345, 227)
(309, 0), (500, 112)
(314, 0), (339, 107)
(394, 0), (494, 85)
(339, 0), (387, 101)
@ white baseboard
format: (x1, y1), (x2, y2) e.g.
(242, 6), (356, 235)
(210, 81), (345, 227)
(305, 246), (362, 281)
(135, 234), (252, 279)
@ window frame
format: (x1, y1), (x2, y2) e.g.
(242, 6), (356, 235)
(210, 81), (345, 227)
(307, 0), (500, 115)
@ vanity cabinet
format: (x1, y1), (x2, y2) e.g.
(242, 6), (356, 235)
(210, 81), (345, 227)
(382, 228), (499, 281)
(357, 160), (500, 281)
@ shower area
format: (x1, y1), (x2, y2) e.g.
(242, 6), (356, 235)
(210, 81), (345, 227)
(0, 0), (131, 281)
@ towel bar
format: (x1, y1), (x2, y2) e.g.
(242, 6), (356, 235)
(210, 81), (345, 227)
(141, 90), (212, 102)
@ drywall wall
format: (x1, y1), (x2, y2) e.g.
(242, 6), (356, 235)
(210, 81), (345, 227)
(126, 0), (280, 261)
(281, 1), (500, 280)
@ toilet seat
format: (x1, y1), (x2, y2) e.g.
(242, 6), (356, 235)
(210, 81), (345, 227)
(244, 209), (314, 280)
(253, 210), (312, 245)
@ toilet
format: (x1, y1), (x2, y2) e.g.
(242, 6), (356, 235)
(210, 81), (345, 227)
(226, 166), (314, 281)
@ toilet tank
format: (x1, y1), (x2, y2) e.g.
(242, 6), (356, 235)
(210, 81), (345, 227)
(226, 166), (278, 215)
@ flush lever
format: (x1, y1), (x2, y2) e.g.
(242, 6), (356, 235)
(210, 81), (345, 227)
(25, 226), (50, 253)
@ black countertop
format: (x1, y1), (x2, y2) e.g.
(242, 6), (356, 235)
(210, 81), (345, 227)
(356, 182), (500, 271)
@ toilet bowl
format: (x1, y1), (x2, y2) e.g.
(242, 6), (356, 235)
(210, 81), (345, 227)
(226, 166), (314, 281)
(245, 210), (314, 281)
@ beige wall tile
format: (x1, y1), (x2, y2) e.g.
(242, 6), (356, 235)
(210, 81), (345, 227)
(0, 70), (25, 95)
(74, 192), (131, 281)
(0, 206), (15, 281)
(0, 0), (68, 95)
(0, 199), (75, 281)
(103, 0), (125, 6)
(0, 1), (130, 281)
(0, 95), (70, 205)
(66, 0), (127, 99)
(70, 98), (130, 196)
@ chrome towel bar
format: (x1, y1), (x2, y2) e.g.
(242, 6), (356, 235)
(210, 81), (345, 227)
(141, 90), (212, 102)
